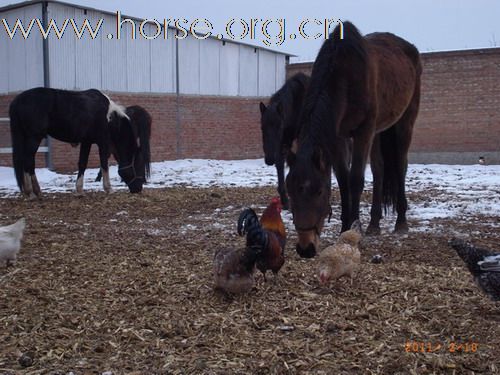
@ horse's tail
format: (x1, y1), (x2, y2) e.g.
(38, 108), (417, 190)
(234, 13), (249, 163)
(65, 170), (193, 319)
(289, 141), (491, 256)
(9, 103), (25, 192)
(379, 125), (400, 213)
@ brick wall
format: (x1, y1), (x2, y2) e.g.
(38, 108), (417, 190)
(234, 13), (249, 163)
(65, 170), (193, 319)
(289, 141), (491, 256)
(287, 48), (500, 164)
(2, 46), (500, 172)
(0, 92), (265, 173)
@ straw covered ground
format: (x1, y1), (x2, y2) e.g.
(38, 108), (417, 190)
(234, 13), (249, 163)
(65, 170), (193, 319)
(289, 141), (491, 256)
(0, 187), (499, 374)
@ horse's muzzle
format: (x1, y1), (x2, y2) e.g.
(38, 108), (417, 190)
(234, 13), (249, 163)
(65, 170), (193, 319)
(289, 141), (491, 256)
(296, 229), (320, 258)
(127, 180), (143, 194)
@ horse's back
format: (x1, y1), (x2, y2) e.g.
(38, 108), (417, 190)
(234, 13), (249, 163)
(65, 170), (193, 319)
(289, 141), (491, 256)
(366, 32), (421, 71)
(365, 32), (422, 130)
(9, 87), (110, 142)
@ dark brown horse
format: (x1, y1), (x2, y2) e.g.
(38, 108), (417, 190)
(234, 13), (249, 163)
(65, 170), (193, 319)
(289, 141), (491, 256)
(259, 72), (310, 209)
(286, 21), (422, 258)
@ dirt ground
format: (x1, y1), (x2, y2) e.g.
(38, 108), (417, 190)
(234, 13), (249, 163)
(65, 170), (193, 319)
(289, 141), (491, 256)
(0, 187), (499, 374)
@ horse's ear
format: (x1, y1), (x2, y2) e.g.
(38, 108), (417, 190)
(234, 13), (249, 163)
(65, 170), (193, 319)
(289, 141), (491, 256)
(259, 102), (267, 114)
(136, 137), (140, 148)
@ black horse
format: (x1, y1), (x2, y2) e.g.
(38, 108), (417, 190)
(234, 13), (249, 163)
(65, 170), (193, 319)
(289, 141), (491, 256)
(259, 72), (310, 210)
(9, 87), (150, 197)
(286, 22), (422, 258)
(95, 105), (152, 185)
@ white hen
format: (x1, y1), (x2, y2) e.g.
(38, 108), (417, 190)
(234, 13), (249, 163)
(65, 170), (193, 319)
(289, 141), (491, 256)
(317, 220), (362, 285)
(0, 218), (26, 266)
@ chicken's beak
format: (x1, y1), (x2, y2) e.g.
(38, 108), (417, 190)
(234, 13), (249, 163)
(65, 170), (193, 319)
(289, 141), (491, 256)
(319, 271), (328, 285)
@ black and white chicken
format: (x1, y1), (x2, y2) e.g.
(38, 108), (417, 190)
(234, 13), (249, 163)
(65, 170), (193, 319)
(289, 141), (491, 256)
(449, 238), (500, 301)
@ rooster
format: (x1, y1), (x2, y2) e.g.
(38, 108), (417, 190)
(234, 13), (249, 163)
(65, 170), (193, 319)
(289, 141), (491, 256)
(449, 238), (500, 301)
(317, 220), (362, 285)
(0, 218), (26, 267)
(237, 197), (286, 280)
(213, 246), (260, 294)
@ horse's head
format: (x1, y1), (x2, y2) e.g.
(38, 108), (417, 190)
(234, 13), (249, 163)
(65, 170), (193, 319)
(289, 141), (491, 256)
(109, 108), (151, 194)
(286, 144), (331, 258)
(260, 101), (284, 166)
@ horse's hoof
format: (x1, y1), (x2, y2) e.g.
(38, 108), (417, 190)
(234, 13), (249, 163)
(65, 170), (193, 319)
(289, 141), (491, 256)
(75, 191), (85, 198)
(394, 222), (409, 234)
(296, 243), (316, 258)
(365, 225), (381, 236)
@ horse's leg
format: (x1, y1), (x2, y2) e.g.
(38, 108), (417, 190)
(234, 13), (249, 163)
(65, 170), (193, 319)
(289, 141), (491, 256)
(31, 174), (42, 198)
(23, 137), (42, 199)
(76, 142), (91, 195)
(349, 127), (375, 228)
(393, 106), (419, 234)
(98, 144), (112, 193)
(275, 157), (289, 210)
(366, 135), (383, 235)
(331, 139), (351, 232)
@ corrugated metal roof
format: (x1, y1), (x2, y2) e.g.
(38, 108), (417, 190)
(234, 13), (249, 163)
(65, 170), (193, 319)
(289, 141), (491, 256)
(0, 0), (296, 57)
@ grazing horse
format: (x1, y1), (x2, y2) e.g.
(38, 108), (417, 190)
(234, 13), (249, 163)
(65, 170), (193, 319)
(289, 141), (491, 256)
(259, 72), (310, 210)
(9, 87), (149, 197)
(95, 105), (152, 185)
(286, 21), (422, 258)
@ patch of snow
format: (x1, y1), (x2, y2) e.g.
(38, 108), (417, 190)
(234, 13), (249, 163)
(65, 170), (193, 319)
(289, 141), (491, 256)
(1, 161), (500, 232)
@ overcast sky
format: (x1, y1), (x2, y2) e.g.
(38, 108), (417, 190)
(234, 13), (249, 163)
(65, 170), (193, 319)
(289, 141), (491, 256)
(1, 0), (499, 61)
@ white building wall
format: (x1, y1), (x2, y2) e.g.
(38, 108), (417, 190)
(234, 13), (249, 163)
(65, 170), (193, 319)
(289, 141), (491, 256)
(150, 27), (176, 93)
(275, 54), (287, 93)
(47, 2), (76, 89)
(0, 3), (44, 93)
(178, 35), (200, 95)
(200, 37), (220, 95)
(239, 45), (258, 96)
(258, 49), (276, 96)
(1, 2), (287, 96)
(126, 24), (151, 92)
(219, 41), (239, 96)
(74, 7), (102, 90)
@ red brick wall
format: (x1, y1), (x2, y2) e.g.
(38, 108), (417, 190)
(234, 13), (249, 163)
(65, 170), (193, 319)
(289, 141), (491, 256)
(287, 48), (500, 164)
(0, 94), (48, 169)
(0, 92), (265, 173)
(2, 47), (500, 172)
(414, 49), (500, 156)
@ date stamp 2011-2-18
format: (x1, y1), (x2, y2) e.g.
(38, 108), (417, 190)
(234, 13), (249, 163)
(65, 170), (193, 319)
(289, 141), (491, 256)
(405, 341), (479, 353)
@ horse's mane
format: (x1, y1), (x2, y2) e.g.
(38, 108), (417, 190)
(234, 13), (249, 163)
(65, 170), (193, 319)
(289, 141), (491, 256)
(300, 21), (368, 157)
(269, 72), (310, 116)
(127, 106), (152, 179)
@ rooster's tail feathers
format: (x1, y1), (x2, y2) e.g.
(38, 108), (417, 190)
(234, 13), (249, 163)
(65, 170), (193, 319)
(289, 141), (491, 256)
(237, 208), (268, 251)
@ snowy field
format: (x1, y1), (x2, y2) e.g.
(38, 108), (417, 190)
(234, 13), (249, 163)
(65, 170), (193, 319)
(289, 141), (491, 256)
(1, 159), (499, 231)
